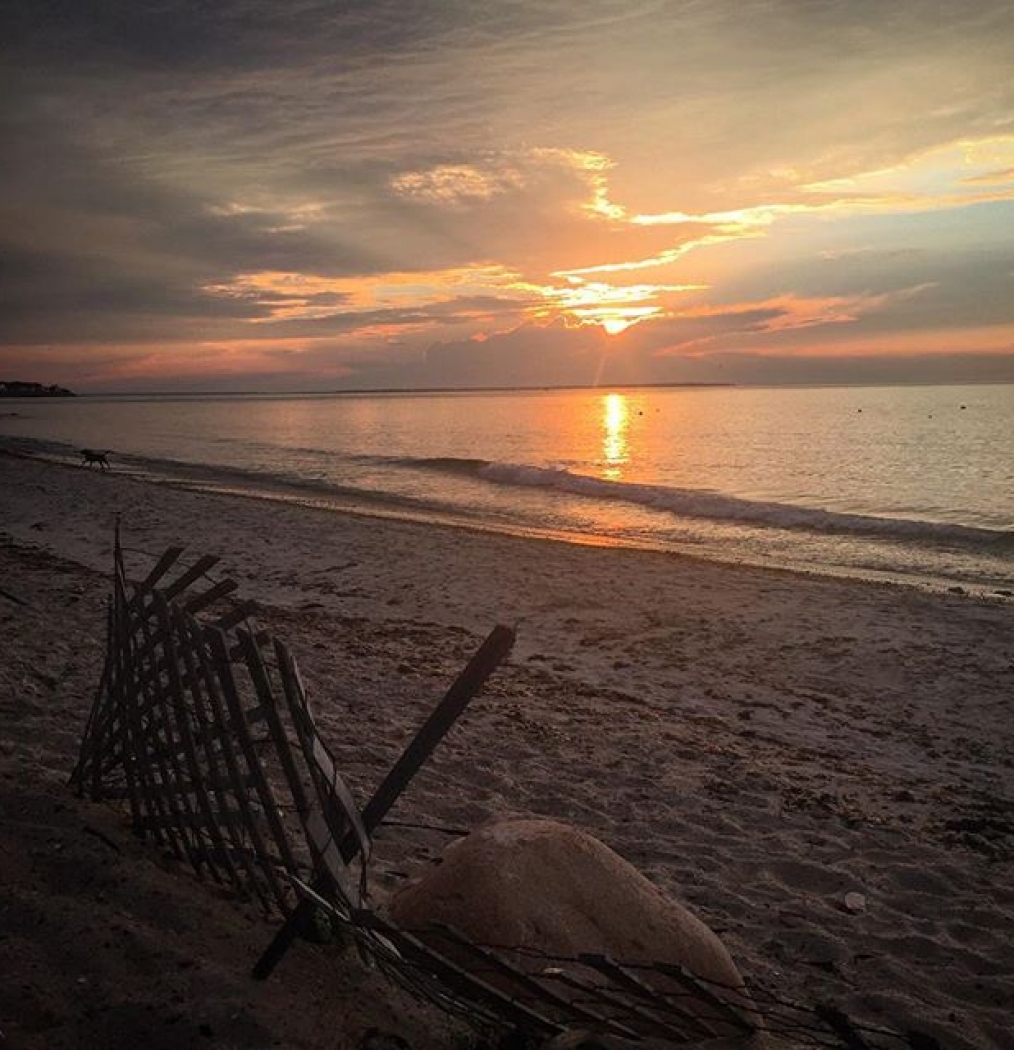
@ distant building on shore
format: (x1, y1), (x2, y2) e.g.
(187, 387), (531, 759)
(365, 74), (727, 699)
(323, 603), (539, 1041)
(0, 381), (76, 397)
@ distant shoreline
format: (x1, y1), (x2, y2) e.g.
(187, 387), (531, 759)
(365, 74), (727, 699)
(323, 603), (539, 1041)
(16, 381), (735, 399)
(16, 378), (1014, 398)
(0, 381), (75, 398)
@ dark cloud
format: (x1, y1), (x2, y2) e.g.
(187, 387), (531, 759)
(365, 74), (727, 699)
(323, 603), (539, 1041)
(1, 1), (458, 73)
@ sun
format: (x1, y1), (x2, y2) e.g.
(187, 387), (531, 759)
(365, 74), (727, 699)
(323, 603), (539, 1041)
(579, 305), (661, 334)
(532, 276), (687, 334)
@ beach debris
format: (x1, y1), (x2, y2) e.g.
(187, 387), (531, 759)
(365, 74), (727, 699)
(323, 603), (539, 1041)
(843, 892), (867, 914)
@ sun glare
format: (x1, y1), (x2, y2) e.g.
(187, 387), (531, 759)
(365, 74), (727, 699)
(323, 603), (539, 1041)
(533, 277), (697, 334)
(602, 392), (629, 478)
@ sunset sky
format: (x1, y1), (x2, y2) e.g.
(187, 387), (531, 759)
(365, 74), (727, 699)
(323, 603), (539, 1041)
(2, 1), (1014, 391)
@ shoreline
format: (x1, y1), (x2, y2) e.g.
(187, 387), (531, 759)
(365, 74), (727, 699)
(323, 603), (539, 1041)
(3, 444), (1012, 603)
(2, 452), (1014, 1047)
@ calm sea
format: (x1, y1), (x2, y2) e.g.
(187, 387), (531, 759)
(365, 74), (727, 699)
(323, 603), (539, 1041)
(2, 385), (1012, 593)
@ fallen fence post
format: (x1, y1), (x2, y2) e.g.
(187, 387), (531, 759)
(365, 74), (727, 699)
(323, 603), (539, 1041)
(251, 623), (515, 980)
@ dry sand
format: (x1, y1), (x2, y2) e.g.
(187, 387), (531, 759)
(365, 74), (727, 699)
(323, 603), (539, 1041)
(1, 450), (1012, 1049)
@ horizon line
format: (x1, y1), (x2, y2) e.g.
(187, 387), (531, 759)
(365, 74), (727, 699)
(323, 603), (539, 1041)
(10, 377), (1014, 398)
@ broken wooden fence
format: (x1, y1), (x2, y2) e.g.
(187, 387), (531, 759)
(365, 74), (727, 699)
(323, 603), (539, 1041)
(71, 532), (513, 927)
(71, 535), (902, 1049)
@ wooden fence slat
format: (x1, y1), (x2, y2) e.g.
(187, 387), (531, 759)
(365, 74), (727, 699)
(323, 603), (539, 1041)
(212, 601), (258, 633)
(184, 578), (238, 615)
(129, 657), (217, 702)
(237, 630), (315, 834)
(273, 639), (370, 878)
(304, 808), (358, 905)
(151, 607), (247, 895)
(355, 624), (515, 841)
(423, 924), (640, 1038)
(341, 907), (564, 1037)
(139, 546), (185, 590)
(112, 729), (225, 779)
(135, 807), (248, 833)
(206, 626), (300, 913)
(578, 953), (717, 1039)
(107, 583), (143, 828)
(125, 768), (258, 798)
(537, 965), (692, 1041)
(651, 961), (755, 1033)
(161, 554), (220, 602)
(122, 666), (184, 859)
(111, 569), (169, 850)
(132, 595), (212, 874)
(191, 621), (279, 912)
(227, 631), (271, 662)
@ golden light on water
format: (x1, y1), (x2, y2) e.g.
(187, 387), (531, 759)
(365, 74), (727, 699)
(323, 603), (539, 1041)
(602, 392), (629, 478)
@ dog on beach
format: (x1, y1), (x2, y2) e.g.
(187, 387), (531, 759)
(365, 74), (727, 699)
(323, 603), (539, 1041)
(80, 448), (111, 470)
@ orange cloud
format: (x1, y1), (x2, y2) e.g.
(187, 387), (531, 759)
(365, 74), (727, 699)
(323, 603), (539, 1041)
(197, 133), (1014, 354)
(207, 259), (705, 337)
(206, 265), (532, 321)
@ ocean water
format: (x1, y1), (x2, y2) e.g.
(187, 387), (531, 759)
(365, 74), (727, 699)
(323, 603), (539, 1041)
(1, 384), (1012, 593)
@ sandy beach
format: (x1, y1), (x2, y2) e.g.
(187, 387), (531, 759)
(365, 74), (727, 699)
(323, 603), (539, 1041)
(1, 450), (1013, 1049)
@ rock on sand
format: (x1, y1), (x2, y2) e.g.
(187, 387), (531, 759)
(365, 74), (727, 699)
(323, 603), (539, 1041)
(387, 817), (759, 1038)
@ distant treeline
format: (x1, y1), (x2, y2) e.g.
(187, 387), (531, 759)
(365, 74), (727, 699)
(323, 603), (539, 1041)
(0, 381), (75, 397)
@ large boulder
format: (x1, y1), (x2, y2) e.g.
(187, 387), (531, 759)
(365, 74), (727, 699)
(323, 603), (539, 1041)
(386, 817), (759, 1040)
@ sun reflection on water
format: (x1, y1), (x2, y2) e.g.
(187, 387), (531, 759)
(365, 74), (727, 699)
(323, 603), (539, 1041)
(602, 392), (629, 479)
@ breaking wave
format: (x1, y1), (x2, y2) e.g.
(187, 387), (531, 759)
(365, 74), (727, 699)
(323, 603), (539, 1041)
(405, 455), (1014, 549)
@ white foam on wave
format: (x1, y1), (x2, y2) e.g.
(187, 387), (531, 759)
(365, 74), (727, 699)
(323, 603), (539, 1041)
(476, 461), (1013, 548)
